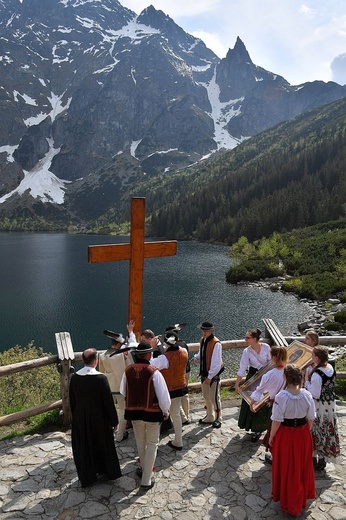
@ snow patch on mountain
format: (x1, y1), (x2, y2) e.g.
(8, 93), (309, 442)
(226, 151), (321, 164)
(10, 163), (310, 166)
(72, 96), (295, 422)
(130, 139), (141, 159)
(24, 112), (48, 127)
(22, 92), (72, 128)
(0, 139), (70, 205)
(13, 91), (37, 105)
(47, 92), (72, 121)
(200, 68), (246, 150)
(108, 18), (160, 41)
(0, 145), (17, 163)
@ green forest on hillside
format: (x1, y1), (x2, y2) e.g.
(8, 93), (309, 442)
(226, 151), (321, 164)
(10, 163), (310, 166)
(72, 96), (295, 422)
(226, 220), (346, 301)
(147, 98), (346, 244)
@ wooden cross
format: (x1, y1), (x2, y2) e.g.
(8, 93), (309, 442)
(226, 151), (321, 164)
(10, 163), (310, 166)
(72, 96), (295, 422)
(88, 197), (177, 338)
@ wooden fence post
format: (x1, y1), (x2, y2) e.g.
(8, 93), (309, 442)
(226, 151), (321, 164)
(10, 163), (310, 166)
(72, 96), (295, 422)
(55, 332), (75, 426)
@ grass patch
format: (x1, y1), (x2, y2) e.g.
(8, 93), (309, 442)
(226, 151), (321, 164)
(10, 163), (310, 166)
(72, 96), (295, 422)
(0, 409), (62, 441)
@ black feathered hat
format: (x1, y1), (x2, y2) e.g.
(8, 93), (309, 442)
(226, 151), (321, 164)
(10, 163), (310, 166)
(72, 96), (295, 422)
(165, 323), (187, 333)
(164, 330), (179, 345)
(103, 330), (126, 344)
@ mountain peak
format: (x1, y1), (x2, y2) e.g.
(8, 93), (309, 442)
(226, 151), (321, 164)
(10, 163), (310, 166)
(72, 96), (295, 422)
(0, 0), (345, 226)
(226, 37), (252, 63)
(137, 4), (172, 28)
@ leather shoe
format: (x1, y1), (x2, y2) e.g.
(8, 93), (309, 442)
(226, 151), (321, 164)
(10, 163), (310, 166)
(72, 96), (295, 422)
(182, 419), (190, 425)
(168, 440), (182, 451)
(212, 420), (222, 428)
(315, 458), (326, 470)
(265, 453), (272, 465)
(250, 432), (261, 442)
(140, 479), (155, 490)
(198, 418), (213, 425)
(117, 431), (129, 442)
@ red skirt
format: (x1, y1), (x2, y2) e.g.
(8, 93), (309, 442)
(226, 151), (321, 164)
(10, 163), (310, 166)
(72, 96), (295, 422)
(271, 423), (316, 517)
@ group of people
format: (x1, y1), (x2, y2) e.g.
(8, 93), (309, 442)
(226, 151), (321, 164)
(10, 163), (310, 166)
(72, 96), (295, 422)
(69, 323), (341, 516)
(235, 327), (340, 516)
(69, 320), (223, 490)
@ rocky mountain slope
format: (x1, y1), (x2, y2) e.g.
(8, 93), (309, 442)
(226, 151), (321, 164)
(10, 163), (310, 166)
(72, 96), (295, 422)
(0, 0), (345, 225)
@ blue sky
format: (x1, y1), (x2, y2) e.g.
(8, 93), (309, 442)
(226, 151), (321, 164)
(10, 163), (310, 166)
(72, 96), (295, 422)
(119, 0), (346, 86)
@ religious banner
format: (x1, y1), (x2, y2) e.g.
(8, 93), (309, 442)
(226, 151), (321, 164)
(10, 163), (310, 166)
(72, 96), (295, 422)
(238, 340), (313, 412)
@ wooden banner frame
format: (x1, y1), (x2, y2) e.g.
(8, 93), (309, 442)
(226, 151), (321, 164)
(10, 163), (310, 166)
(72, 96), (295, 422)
(238, 340), (313, 412)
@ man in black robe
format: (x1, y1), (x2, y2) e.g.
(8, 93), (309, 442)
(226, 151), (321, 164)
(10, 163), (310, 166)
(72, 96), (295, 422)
(69, 348), (121, 488)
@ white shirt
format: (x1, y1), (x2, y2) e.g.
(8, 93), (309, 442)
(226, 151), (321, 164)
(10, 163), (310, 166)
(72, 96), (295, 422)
(237, 343), (271, 377)
(99, 345), (133, 392)
(250, 367), (285, 402)
(271, 388), (316, 422)
(150, 354), (169, 370)
(120, 366), (171, 414)
(305, 363), (334, 399)
(194, 340), (223, 379)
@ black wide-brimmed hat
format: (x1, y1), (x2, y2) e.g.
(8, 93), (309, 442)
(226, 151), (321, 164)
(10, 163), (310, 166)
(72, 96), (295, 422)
(103, 330), (126, 344)
(135, 341), (154, 354)
(164, 330), (179, 345)
(198, 321), (215, 331)
(165, 322), (187, 332)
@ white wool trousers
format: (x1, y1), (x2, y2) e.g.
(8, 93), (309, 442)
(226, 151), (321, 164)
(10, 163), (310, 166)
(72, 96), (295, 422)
(112, 394), (127, 442)
(180, 373), (190, 421)
(201, 379), (222, 422)
(170, 396), (183, 447)
(132, 420), (161, 486)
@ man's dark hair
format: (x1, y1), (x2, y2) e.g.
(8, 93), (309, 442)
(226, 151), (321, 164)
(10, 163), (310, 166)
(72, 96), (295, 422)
(82, 348), (98, 365)
(141, 329), (155, 339)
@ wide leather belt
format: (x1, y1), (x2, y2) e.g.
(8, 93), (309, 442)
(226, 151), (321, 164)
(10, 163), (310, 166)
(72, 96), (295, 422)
(282, 417), (306, 427)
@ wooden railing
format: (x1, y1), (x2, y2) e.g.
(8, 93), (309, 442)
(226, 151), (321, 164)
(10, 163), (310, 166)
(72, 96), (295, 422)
(0, 335), (345, 427)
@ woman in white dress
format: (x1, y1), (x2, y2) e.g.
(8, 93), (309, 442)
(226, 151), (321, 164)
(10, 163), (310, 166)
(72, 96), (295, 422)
(270, 364), (316, 516)
(235, 328), (271, 441)
(249, 345), (288, 458)
(305, 345), (340, 470)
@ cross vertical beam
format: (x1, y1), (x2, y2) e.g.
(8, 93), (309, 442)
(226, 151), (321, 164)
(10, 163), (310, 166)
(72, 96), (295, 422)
(128, 197), (145, 332)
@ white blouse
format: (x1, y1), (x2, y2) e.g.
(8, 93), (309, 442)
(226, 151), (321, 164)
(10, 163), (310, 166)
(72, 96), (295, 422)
(237, 343), (271, 377)
(271, 388), (315, 422)
(250, 367), (285, 402)
(305, 363), (334, 399)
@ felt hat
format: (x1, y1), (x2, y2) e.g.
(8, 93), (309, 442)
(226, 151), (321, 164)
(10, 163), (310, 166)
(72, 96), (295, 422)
(198, 321), (215, 331)
(134, 341), (154, 354)
(165, 323), (187, 332)
(103, 330), (126, 344)
(164, 330), (179, 345)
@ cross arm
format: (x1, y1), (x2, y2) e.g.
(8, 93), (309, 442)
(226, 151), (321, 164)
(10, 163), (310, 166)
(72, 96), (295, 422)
(88, 241), (177, 264)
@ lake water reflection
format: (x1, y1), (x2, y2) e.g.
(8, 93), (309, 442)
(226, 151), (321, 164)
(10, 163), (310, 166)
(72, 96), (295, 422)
(0, 233), (312, 374)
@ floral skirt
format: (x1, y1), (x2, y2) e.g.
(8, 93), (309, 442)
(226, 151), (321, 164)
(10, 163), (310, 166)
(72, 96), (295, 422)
(312, 399), (340, 461)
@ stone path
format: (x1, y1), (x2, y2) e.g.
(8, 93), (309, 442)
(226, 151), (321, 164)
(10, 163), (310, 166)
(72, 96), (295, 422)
(1, 398), (346, 520)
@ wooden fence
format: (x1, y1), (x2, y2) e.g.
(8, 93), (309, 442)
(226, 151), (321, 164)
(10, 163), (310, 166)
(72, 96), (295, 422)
(0, 335), (345, 428)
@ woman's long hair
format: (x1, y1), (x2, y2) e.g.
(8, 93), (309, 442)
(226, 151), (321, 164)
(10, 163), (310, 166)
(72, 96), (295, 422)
(247, 328), (261, 341)
(270, 345), (288, 365)
(309, 346), (329, 378)
(284, 364), (303, 387)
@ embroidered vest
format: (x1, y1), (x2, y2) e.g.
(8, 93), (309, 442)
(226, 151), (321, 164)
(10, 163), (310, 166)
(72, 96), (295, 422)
(199, 336), (219, 377)
(314, 367), (336, 403)
(161, 347), (188, 397)
(124, 362), (163, 422)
